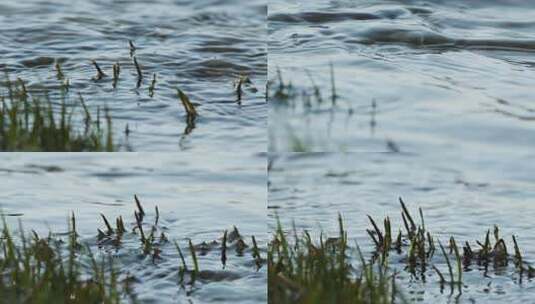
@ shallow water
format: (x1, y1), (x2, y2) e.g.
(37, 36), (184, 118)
(268, 4), (535, 299)
(0, 153), (267, 303)
(269, 0), (535, 154)
(0, 0), (266, 152)
(268, 152), (535, 303)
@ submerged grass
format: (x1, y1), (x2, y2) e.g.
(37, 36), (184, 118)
(0, 73), (114, 151)
(269, 66), (400, 152)
(270, 198), (535, 303)
(268, 66), (345, 152)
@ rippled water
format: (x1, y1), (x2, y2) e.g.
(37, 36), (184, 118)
(269, 152), (535, 302)
(0, 0), (267, 151)
(268, 4), (535, 299)
(0, 153), (267, 303)
(269, 0), (535, 153)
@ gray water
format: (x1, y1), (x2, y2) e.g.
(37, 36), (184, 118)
(269, 0), (535, 153)
(2, 0), (535, 302)
(268, 3), (535, 300)
(0, 0), (267, 152)
(0, 153), (267, 303)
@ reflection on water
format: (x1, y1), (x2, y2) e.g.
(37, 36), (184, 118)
(0, 152), (267, 303)
(0, 0), (267, 152)
(268, 152), (535, 302)
(269, 0), (535, 153)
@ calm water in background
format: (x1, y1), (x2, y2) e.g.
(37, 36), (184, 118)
(0, 153), (267, 303)
(0, 0), (266, 151)
(269, 0), (535, 153)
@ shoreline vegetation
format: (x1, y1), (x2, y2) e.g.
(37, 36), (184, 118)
(268, 197), (534, 303)
(0, 195), (264, 303)
(1, 40), (258, 151)
(0, 73), (114, 152)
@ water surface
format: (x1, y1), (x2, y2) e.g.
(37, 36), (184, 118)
(0, 152), (267, 303)
(268, 6), (535, 300)
(1, 0), (267, 151)
(269, 0), (535, 153)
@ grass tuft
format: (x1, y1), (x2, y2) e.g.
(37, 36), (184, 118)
(271, 197), (535, 302)
(0, 74), (115, 151)
(269, 216), (400, 304)
(0, 215), (128, 303)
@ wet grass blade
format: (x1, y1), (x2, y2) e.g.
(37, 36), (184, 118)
(399, 197), (416, 233)
(148, 73), (156, 97)
(329, 62), (336, 105)
(92, 60), (106, 80)
(189, 239), (199, 284)
(177, 88), (198, 117)
(133, 56), (143, 87)
(55, 62), (65, 80)
(175, 241), (188, 271)
(221, 230), (227, 268)
(367, 215), (384, 248)
(100, 213), (114, 235)
(252, 235), (262, 270)
(437, 240), (454, 284)
(129, 40), (136, 57)
(112, 62), (120, 88)
(134, 195), (145, 218)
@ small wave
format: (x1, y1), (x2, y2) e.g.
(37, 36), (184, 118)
(20, 56), (56, 68)
(269, 12), (380, 23)
(353, 27), (535, 52)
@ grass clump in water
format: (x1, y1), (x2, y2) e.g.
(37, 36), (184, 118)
(269, 215), (401, 304)
(1, 195), (265, 301)
(270, 198), (535, 303)
(97, 196), (265, 289)
(0, 215), (128, 303)
(0, 74), (115, 151)
(366, 197), (535, 292)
